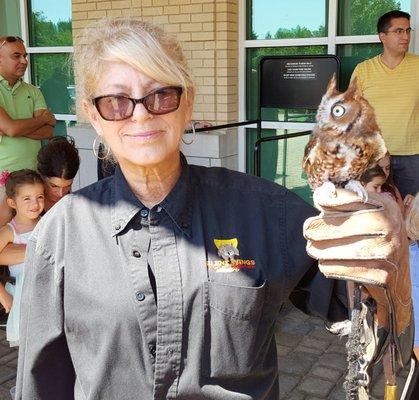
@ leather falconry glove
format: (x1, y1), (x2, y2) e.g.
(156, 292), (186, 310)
(303, 189), (412, 366)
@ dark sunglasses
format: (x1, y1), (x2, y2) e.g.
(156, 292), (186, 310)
(92, 86), (183, 121)
(0, 36), (24, 49)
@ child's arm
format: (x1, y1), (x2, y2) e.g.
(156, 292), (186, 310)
(0, 243), (26, 265)
(0, 225), (14, 312)
(0, 224), (13, 255)
(0, 283), (13, 313)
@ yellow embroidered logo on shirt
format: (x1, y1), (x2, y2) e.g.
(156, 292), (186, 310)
(208, 238), (256, 272)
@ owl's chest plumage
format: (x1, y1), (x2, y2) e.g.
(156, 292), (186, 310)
(304, 133), (383, 189)
(302, 75), (388, 191)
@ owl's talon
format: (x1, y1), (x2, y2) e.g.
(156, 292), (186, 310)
(313, 182), (337, 207)
(345, 180), (368, 203)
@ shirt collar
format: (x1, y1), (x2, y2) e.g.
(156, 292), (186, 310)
(159, 154), (193, 237)
(110, 153), (193, 238)
(0, 74), (22, 91)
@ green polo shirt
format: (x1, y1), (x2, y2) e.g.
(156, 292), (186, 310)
(0, 74), (47, 172)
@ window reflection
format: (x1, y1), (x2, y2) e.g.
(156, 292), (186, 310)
(245, 127), (313, 203)
(28, 0), (72, 46)
(338, 0), (411, 36)
(31, 54), (75, 115)
(337, 43), (382, 90)
(248, 0), (327, 40)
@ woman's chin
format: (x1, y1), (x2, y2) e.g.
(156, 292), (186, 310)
(116, 146), (179, 169)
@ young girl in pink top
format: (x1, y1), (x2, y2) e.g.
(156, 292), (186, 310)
(0, 170), (44, 346)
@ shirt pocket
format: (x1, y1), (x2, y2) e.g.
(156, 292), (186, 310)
(202, 280), (275, 378)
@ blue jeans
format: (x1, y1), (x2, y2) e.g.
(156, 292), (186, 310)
(391, 154), (419, 199)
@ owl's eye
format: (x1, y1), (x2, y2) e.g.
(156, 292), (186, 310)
(331, 104), (346, 118)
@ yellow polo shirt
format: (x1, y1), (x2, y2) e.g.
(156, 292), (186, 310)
(0, 75), (47, 172)
(351, 53), (419, 155)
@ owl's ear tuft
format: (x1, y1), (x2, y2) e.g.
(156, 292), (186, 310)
(325, 73), (337, 95)
(345, 77), (362, 100)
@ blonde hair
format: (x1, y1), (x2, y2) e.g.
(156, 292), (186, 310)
(74, 18), (194, 104)
(405, 192), (419, 240)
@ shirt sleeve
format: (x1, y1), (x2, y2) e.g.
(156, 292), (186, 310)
(16, 237), (75, 400)
(32, 87), (48, 112)
(350, 63), (365, 94)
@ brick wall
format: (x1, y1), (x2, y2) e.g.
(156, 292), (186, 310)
(72, 0), (239, 125)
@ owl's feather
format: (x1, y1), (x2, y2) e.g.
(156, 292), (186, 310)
(302, 74), (387, 191)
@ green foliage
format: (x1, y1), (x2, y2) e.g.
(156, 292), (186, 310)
(31, 53), (74, 114)
(250, 0), (402, 39)
(29, 11), (74, 114)
(272, 25), (326, 39)
(30, 11), (72, 46)
(253, 24), (327, 40)
(345, 0), (401, 35)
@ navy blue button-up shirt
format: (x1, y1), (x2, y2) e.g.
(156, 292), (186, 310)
(16, 157), (345, 399)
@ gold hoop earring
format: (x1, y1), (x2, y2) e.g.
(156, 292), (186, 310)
(93, 136), (110, 160)
(182, 121), (196, 145)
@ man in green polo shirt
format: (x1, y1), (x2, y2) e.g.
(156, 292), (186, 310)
(0, 36), (56, 225)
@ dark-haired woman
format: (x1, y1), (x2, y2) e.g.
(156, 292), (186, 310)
(37, 136), (80, 212)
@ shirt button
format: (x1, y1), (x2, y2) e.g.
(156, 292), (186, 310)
(132, 250), (141, 258)
(135, 292), (145, 302)
(181, 221), (189, 229)
(140, 208), (149, 218)
(115, 224), (121, 231)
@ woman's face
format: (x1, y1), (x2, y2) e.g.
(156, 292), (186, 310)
(44, 176), (73, 204)
(84, 62), (193, 172)
(378, 156), (391, 179)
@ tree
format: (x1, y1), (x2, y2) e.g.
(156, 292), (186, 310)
(273, 25), (326, 39)
(29, 11), (74, 114)
(345, 0), (401, 35)
(30, 11), (72, 46)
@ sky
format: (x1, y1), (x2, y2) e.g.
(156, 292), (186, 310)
(252, 0), (411, 38)
(31, 0), (71, 23)
(252, 0), (326, 37)
(30, 0), (411, 28)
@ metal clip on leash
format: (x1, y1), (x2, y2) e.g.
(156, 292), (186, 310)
(383, 342), (397, 400)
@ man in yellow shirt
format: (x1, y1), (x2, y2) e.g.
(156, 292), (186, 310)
(351, 10), (419, 199)
(0, 36), (56, 225)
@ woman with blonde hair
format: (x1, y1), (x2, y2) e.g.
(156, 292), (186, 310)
(16, 17), (408, 399)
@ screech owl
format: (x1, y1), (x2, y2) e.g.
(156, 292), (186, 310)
(302, 74), (387, 202)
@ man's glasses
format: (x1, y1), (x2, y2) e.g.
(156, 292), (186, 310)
(0, 36), (24, 49)
(92, 86), (183, 121)
(385, 28), (413, 36)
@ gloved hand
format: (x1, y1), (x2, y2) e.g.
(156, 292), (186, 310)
(303, 189), (411, 338)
